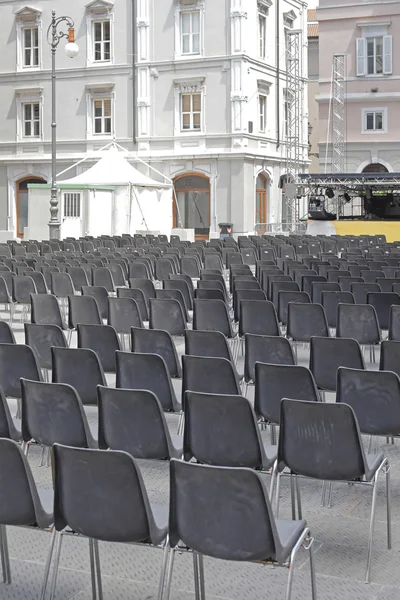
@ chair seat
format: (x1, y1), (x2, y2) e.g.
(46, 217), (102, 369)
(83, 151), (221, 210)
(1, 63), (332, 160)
(150, 502), (169, 545)
(275, 518), (307, 563)
(37, 487), (54, 527)
(262, 443), (278, 470)
(364, 452), (385, 481)
(170, 434), (184, 458)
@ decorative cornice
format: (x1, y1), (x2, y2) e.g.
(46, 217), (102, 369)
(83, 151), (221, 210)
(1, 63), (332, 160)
(85, 0), (114, 15)
(258, 0), (272, 16)
(231, 93), (248, 102)
(14, 5), (41, 21)
(174, 76), (205, 93)
(137, 18), (150, 27)
(284, 10), (297, 26)
(230, 9), (248, 18)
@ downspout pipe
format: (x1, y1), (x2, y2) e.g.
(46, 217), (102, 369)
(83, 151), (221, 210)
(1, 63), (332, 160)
(276, 0), (280, 150)
(132, 0), (137, 145)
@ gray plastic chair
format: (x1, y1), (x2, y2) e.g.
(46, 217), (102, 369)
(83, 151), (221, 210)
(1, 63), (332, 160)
(184, 391), (277, 469)
(337, 367), (400, 437)
(117, 287), (148, 321)
(274, 399), (390, 583)
(92, 267), (115, 293)
(310, 336), (365, 393)
(287, 302), (329, 342)
(51, 272), (75, 299)
(0, 438), (54, 591)
(155, 289), (189, 322)
(24, 323), (68, 371)
(128, 261), (151, 279)
(66, 267), (89, 291)
(0, 321), (15, 344)
(278, 290), (310, 325)
(81, 286), (109, 320)
(27, 271), (48, 294)
(131, 326), (181, 378)
(149, 298), (186, 336)
(181, 256), (201, 278)
(108, 297), (144, 335)
(380, 340), (400, 378)
(239, 300), (280, 337)
(0, 385), (21, 441)
(184, 329), (239, 380)
(50, 444), (168, 600)
(244, 333), (295, 389)
(68, 294), (102, 334)
(163, 279), (192, 311)
(351, 282), (380, 304)
(0, 343), (42, 399)
(321, 291), (355, 329)
(116, 351), (181, 413)
(337, 303), (381, 349)
(389, 305), (400, 341)
(77, 323), (121, 373)
(31, 293), (67, 330)
(367, 292), (400, 331)
(193, 299), (235, 338)
(21, 379), (96, 452)
(98, 386), (182, 459)
(52, 347), (106, 406)
(167, 459), (316, 600)
(233, 289), (266, 322)
(361, 270), (382, 283)
(11, 276), (37, 322)
(182, 355), (240, 405)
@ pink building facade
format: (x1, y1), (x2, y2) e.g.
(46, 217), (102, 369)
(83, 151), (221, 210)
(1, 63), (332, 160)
(317, 0), (400, 173)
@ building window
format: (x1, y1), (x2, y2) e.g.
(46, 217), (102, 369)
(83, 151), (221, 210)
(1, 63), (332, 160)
(174, 173), (210, 237)
(356, 35), (392, 76)
(259, 13), (267, 58)
(367, 37), (383, 75)
(181, 93), (201, 131)
(23, 27), (39, 67)
(259, 95), (266, 132)
(93, 98), (112, 134)
(93, 20), (111, 61)
(63, 192), (81, 218)
(23, 103), (40, 137)
(362, 108), (387, 133)
(181, 11), (200, 54)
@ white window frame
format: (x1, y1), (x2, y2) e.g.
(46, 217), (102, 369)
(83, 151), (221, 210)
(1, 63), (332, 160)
(259, 94), (267, 133)
(173, 78), (205, 136)
(180, 10), (201, 55)
(86, 1), (114, 66)
(259, 13), (267, 59)
(15, 7), (42, 72)
(174, 1), (204, 59)
(15, 89), (43, 142)
(93, 19), (111, 62)
(180, 92), (202, 131)
(361, 107), (387, 134)
(63, 192), (81, 218)
(22, 26), (39, 68)
(22, 102), (41, 138)
(356, 23), (392, 77)
(366, 36), (384, 75)
(86, 85), (115, 140)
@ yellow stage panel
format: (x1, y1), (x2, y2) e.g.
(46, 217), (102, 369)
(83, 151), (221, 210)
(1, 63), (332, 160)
(332, 221), (400, 242)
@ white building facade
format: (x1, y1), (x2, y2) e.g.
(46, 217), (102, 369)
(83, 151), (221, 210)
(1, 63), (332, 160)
(0, 0), (309, 240)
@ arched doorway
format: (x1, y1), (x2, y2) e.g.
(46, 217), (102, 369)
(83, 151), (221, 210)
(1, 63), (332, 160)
(362, 163), (389, 174)
(16, 176), (47, 238)
(256, 173), (268, 234)
(173, 173), (210, 238)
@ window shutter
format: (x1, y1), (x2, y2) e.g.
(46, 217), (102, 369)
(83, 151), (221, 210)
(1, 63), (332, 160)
(383, 35), (392, 75)
(356, 38), (366, 76)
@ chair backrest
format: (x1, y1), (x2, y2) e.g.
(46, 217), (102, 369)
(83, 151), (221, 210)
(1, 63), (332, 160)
(107, 297), (143, 333)
(27, 272), (47, 294)
(244, 334), (295, 383)
(287, 302), (329, 342)
(234, 290), (266, 322)
(301, 275), (327, 297)
(77, 324), (120, 373)
(338, 276), (364, 293)
(107, 263), (126, 287)
(51, 272), (75, 297)
(92, 267), (115, 293)
(155, 289), (189, 322)
(336, 303), (380, 345)
(380, 340), (400, 378)
(52, 444), (162, 543)
(163, 279), (192, 311)
(128, 261), (151, 280)
(68, 294), (102, 328)
(66, 267), (89, 291)
(239, 300), (280, 337)
(0, 438), (52, 529)
(116, 350), (180, 412)
(376, 278), (398, 293)
(389, 304), (400, 341)
(31, 293), (65, 329)
(361, 270), (382, 283)
(0, 321), (15, 344)
(81, 286), (108, 320)
(254, 362), (319, 423)
(193, 299), (233, 337)
(117, 287), (148, 321)
(24, 323), (67, 370)
(181, 256), (201, 278)
(351, 282), (380, 304)
(337, 367), (400, 435)
(321, 291), (355, 328)
(310, 336), (364, 392)
(0, 343), (42, 398)
(21, 379), (93, 448)
(131, 326), (181, 378)
(12, 276), (37, 303)
(97, 386), (177, 459)
(169, 459), (278, 561)
(52, 346), (106, 405)
(184, 329), (235, 364)
(311, 281), (340, 304)
(278, 399), (367, 481)
(367, 292), (400, 330)
(149, 298), (186, 336)
(271, 281), (299, 309)
(277, 290), (310, 325)
(182, 355), (240, 404)
(184, 391), (269, 468)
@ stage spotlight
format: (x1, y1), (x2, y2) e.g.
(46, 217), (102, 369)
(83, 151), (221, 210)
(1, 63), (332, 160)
(325, 188), (335, 199)
(343, 193), (351, 203)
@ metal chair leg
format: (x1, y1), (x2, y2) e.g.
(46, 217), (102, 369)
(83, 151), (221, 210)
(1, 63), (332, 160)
(162, 546), (176, 600)
(93, 539), (103, 600)
(290, 474), (296, 520)
(157, 538), (170, 600)
(295, 476), (303, 520)
(49, 531), (63, 600)
(40, 528), (57, 600)
(365, 463), (387, 583)
(198, 553), (205, 600)
(307, 533), (317, 600)
(385, 461), (392, 550)
(285, 527), (309, 600)
(89, 538), (97, 600)
(275, 472), (281, 518)
(193, 552), (201, 600)
(0, 525), (10, 584)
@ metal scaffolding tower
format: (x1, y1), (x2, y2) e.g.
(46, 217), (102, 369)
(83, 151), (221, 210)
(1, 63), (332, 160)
(332, 53), (346, 173)
(285, 30), (302, 224)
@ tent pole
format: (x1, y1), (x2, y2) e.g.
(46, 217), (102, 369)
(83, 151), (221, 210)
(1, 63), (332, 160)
(132, 186), (149, 231)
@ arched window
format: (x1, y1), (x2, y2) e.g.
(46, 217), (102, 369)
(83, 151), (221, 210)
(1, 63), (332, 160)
(362, 163), (389, 174)
(256, 173), (268, 231)
(174, 173), (210, 238)
(16, 176), (47, 238)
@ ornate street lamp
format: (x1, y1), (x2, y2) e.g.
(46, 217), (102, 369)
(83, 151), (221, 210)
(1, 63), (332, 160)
(47, 11), (79, 240)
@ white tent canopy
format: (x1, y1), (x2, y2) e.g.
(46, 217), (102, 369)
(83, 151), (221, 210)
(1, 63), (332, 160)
(58, 146), (173, 237)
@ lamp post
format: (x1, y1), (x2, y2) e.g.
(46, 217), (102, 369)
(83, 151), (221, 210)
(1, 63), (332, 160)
(47, 11), (79, 240)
